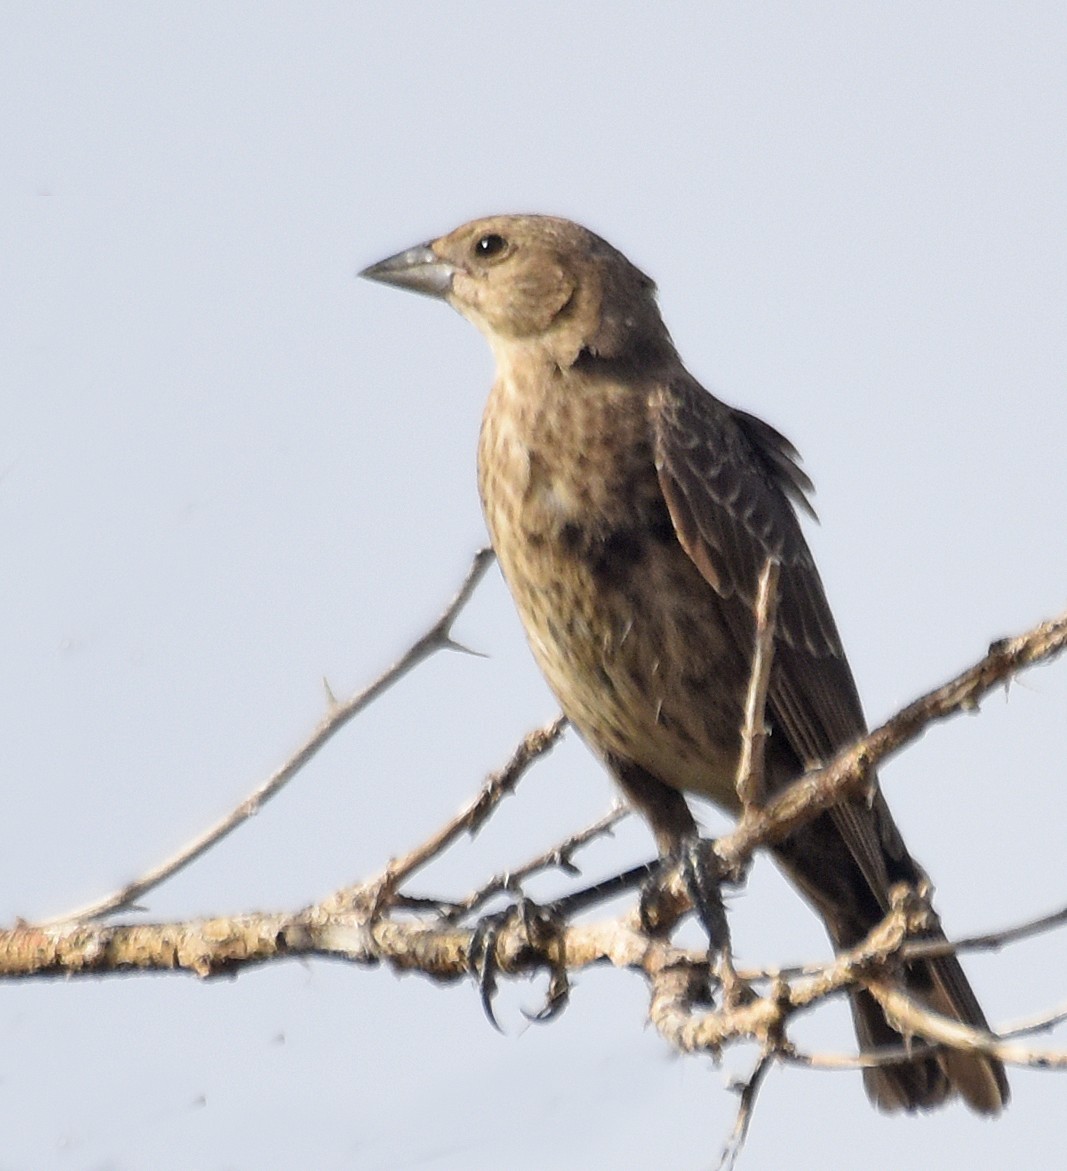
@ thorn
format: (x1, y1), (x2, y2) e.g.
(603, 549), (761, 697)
(443, 637), (489, 659)
(553, 850), (581, 877)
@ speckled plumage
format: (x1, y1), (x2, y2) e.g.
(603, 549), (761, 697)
(478, 348), (743, 806)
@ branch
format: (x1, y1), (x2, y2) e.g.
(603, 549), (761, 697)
(6, 583), (1066, 1159)
(330, 713), (568, 914)
(867, 980), (1067, 1071)
(725, 898), (1067, 988)
(903, 899), (1067, 964)
(734, 558), (779, 809)
(441, 803), (629, 922)
(3, 850), (1067, 1076)
(717, 1051), (775, 1171)
(714, 606), (1067, 872)
(38, 548), (495, 926)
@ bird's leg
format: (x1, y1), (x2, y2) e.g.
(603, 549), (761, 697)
(608, 756), (710, 925)
(676, 835), (754, 1007)
(608, 756), (751, 1005)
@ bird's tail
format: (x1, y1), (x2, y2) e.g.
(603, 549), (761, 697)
(840, 929), (1009, 1114)
(772, 809), (1009, 1114)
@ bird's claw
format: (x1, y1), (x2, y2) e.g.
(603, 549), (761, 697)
(469, 907), (510, 1032)
(468, 897), (570, 1030)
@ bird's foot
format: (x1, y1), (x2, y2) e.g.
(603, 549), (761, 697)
(468, 897), (569, 1030)
(639, 837), (758, 1006)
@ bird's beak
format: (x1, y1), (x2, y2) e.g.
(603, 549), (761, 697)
(359, 243), (456, 300)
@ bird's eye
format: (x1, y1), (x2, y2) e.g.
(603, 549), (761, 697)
(475, 233), (508, 259)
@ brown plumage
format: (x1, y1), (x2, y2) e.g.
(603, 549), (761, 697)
(361, 214), (1008, 1114)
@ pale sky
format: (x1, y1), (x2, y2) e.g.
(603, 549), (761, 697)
(3, 5), (1067, 1169)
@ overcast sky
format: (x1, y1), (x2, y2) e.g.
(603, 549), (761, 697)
(3, 4), (1067, 1169)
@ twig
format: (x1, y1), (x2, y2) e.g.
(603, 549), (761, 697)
(443, 803), (629, 922)
(330, 715), (568, 914)
(735, 559), (779, 809)
(726, 899), (1067, 988)
(866, 979), (1067, 1070)
(715, 606), (1067, 872)
(716, 1050), (775, 1171)
(999, 1000), (1067, 1040)
(900, 899), (1067, 964)
(782, 1041), (941, 1075)
(38, 548), (496, 926)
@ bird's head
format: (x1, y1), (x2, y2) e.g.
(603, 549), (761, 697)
(360, 214), (668, 369)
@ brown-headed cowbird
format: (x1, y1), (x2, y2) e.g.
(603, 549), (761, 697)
(361, 215), (1008, 1114)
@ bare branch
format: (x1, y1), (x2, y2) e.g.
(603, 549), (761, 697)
(442, 802), (629, 922)
(735, 558), (779, 810)
(331, 714), (568, 914)
(717, 1050), (775, 1171)
(5, 587), (1066, 1145)
(867, 980), (1067, 1071)
(902, 899), (1067, 964)
(3, 854), (1067, 1082)
(999, 1001), (1067, 1041)
(715, 606), (1067, 872)
(782, 1041), (941, 1075)
(723, 899), (1067, 989)
(38, 549), (496, 927)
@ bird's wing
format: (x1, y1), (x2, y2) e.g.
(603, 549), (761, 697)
(650, 375), (842, 662)
(650, 375), (908, 902)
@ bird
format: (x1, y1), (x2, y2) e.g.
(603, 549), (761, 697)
(360, 214), (1008, 1114)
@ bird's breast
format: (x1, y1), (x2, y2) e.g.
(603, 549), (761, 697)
(477, 367), (744, 807)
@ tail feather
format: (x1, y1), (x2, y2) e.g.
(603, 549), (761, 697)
(771, 809), (1009, 1114)
(849, 945), (1009, 1114)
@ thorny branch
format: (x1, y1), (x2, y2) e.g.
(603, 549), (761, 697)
(4, 551), (1067, 1166)
(37, 549), (496, 927)
(330, 713), (569, 915)
(439, 803), (630, 923)
(713, 607), (1067, 873)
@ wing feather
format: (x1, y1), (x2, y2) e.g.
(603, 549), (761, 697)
(650, 375), (897, 901)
